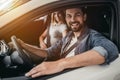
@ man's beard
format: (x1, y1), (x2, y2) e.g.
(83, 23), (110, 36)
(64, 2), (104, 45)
(69, 21), (83, 32)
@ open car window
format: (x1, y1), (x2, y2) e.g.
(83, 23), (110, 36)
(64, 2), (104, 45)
(22, 4), (114, 45)
(0, 3), (115, 45)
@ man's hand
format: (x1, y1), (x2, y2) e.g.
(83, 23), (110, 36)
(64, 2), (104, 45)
(25, 60), (64, 78)
(17, 39), (25, 47)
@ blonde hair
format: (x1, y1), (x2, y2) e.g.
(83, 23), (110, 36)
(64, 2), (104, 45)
(51, 11), (65, 26)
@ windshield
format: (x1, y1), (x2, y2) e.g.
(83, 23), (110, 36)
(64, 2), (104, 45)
(0, 0), (31, 16)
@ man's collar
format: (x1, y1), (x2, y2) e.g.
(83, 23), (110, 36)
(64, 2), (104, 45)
(68, 27), (90, 40)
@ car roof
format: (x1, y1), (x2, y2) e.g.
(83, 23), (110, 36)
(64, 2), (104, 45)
(0, 0), (58, 28)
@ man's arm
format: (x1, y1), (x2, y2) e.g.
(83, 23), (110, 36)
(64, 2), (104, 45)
(18, 39), (48, 58)
(60, 50), (105, 69)
(25, 49), (105, 78)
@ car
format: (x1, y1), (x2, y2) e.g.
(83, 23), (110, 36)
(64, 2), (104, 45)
(0, 0), (120, 80)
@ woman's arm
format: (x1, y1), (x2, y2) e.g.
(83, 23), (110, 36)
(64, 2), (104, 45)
(39, 28), (48, 49)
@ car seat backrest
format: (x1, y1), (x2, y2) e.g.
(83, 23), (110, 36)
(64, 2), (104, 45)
(86, 6), (111, 39)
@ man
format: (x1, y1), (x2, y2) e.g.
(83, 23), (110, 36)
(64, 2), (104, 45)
(17, 7), (119, 78)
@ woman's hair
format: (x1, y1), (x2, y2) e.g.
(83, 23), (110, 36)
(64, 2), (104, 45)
(51, 11), (66, 25)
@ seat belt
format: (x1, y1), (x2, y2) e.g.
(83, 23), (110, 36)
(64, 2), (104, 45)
(46, 26), (51, 47)
(61, 28), (90, 58)
(61, 41), (78, 58)
(46, 14), (51, 48)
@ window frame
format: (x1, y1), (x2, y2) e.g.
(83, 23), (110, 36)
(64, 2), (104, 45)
(0, 0), (119, 49)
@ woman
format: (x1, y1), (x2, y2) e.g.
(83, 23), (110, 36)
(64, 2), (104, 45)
(39, 11), (68, 49)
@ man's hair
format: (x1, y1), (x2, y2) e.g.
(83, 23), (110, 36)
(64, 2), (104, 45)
(80, 7), (86, 14)
(64, 7), (86, 15)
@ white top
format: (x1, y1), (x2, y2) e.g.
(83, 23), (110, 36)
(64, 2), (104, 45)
(49, 24), (67, 45)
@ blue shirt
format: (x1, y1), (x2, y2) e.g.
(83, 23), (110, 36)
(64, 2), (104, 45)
(46, 29), (119, 64)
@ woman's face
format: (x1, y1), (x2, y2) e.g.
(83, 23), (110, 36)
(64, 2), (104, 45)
(54, 12), (62, 22)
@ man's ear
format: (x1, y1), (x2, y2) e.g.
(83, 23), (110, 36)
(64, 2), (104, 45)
(83, 14), (87, 21)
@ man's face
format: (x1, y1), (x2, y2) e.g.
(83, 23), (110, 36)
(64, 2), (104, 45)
(65, 8), (86, 32)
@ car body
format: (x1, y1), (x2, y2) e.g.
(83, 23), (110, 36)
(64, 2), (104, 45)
(0, 0), (120, 80)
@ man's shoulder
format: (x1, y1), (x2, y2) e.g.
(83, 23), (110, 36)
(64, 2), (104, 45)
(88, 29), (106, 40)
(89, 29), (102, 35)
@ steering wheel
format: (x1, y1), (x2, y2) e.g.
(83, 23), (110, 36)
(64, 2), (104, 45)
(11, 36), (33, 66)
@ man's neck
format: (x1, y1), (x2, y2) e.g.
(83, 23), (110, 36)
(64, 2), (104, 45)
(73, 31), (81, 38)
(73, 26), (87, 38)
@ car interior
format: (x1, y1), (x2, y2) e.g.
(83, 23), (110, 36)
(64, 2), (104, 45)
(0, 2), (119, 79)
